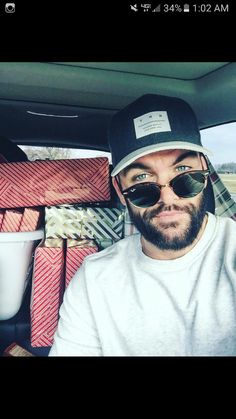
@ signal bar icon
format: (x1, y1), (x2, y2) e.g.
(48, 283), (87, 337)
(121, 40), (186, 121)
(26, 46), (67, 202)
(152, 4), (161, 12)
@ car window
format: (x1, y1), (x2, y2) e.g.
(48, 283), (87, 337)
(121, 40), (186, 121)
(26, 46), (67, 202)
(19, 146), (111, 163)
(201, 122), (236, 201)
(20, 127), (236, 204)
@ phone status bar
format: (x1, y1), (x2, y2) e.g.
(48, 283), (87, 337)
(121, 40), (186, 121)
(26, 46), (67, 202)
(129, 3), (230, 14)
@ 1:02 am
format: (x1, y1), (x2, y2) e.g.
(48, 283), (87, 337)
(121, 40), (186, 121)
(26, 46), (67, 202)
(192, 4), (229, 12)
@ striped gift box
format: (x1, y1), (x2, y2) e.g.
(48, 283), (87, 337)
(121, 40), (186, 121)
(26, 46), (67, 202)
(0, 208), (42, 232)
(0, 157), (110, 209)
(30, 238), (65, 347)
(1, 209), (23, 232)
(19, 208), (42, 232)
(0, 210), (4, 230)
(45, 206), (125, 246)
(65, 239), (98, 288)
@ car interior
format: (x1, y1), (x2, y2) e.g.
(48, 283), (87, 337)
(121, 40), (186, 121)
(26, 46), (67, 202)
(0, 62), (235, 356)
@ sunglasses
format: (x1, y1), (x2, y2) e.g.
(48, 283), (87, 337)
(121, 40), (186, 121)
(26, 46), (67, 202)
(122, 170), (210, 208)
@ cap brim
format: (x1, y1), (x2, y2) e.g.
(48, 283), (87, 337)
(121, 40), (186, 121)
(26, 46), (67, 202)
(111, 141), (212, 176)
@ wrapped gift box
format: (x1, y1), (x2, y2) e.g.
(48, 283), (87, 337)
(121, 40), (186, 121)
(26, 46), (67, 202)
(0, 207), (42, 232)
(0, 157), (110, 209)
(19, 207), (43, 232)
(30, 238), (65, 347)
(45, 206), (125, 247)
(3, 342), (35, 357)
(0, 209), (5, 230)
(1, 209), (23, 232)
(65, 239), (98, 288)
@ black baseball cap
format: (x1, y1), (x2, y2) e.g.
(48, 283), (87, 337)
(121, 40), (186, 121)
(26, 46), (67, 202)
(108, 94), (212, 176)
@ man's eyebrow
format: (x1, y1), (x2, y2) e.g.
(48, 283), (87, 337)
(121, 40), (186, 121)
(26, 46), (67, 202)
(122, 162), (151, 177)
(121, 151), (199, 176)
(171, 151), (199, 166)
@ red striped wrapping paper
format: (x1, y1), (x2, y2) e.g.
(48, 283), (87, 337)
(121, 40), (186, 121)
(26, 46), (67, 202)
(1, 209), (23, 232)
(19, 207), (42, 232)
(0, 208), (42, 232)
(0, 157), (110, 208)
(30, 239), (65, 347)
(0, 210), (5, 230)
(65, 239), (98, 288)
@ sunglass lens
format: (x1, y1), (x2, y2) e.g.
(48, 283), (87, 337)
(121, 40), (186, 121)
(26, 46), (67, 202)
(128, 184), (160, 208)
(173, 172), (205, 198)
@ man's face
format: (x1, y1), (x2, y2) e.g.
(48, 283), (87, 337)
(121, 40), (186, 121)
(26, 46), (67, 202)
(113, 149), (208, 251)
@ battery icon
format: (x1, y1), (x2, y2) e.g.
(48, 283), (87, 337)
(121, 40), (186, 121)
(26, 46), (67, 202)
(183, 4), (190, 12)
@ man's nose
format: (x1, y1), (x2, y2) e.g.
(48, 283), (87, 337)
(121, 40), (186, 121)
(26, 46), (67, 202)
(158, 184), (180, 205)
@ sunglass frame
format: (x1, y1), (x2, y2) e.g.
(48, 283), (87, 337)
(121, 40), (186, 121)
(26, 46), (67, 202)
(122, 169), (210, 208)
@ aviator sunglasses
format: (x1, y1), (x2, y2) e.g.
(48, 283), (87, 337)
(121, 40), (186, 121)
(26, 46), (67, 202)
(121, 170), (210, 209)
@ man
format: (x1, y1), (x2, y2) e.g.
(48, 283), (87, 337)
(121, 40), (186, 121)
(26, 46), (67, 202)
(49, 94), (236, 356)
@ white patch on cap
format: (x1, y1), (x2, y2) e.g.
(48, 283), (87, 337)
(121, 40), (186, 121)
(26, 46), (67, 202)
(133, 111), (171, 139)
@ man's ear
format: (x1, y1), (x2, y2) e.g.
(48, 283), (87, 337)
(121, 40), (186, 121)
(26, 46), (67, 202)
(112, 177), (126, 206)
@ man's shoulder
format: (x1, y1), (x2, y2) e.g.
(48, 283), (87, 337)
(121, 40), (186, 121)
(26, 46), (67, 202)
(79, 234), (140, 285)
(215, 213), (236, 229)
(212, 213), (236, 242)
(84, 234), (140, 265)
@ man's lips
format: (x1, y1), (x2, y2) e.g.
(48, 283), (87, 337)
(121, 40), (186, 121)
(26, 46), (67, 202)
(155, 210), (185, 219)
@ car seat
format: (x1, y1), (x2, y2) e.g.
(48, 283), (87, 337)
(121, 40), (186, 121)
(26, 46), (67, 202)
(0, 136), (28, 163)
(205, 177), (215, 214)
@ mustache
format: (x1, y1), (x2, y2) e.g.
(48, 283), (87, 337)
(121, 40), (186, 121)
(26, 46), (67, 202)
(144, 203), (195, 219)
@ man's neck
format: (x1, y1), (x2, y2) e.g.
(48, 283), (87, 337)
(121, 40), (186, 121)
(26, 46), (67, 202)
(141, 214), (209, 260)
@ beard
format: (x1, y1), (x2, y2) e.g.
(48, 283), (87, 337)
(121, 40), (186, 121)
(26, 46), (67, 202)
(126, 190), (207, 251)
